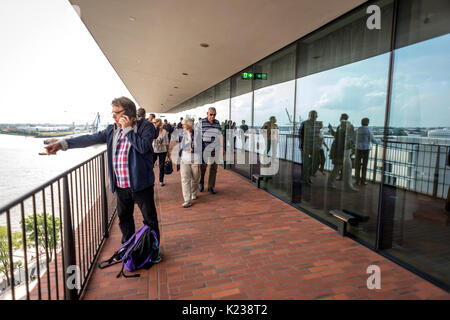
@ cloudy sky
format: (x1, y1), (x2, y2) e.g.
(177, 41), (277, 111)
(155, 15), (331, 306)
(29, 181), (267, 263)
(0, 0), (135, 125)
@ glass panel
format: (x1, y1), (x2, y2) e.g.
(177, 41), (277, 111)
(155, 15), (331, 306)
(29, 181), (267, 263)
(214, 80), (230, 164)
(230, 69), (252, 177)
(298, 0), (393, 78)
(395, 0), (450, 49)
(215, 79), (231, 122)
(294, 54), (390, 246)
(384, 1), (450, 286)
(253, 44), (296, 199)
(292, 0), (394, 247)
(194, 87), (214, 123)
(215, 79), (231, 103)
(254, 44), (296, 90)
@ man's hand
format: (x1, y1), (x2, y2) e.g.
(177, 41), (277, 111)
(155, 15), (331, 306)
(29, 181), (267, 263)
(119, 115), (132, 129)
(45, 141), (63, 155)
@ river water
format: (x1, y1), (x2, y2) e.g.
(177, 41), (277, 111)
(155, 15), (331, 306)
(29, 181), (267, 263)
(0, 134), (106, 229)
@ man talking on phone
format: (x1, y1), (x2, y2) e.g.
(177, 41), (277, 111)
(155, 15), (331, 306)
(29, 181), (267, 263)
(45, 97), (161, 251)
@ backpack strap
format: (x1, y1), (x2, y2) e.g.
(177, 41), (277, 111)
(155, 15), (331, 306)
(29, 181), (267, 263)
(98, 227), (146, 269)
(116, 264), (140, 278)
(98, 256), (122, 269)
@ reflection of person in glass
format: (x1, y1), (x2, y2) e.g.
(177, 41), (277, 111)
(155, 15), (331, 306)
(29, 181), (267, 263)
(355, 118), (380, 185)
(240, 120), (249, 148)
(261, 116), (278, 156)
(299, 110), (321, 185)
(446, 149), (450, 212)
(232, 122), (237, 148)
(316, 122), (329, 175)
(327, 113), (358, 192)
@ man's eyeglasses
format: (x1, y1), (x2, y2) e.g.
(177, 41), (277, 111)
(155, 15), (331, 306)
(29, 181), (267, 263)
(112, 109), (125, 116)
(208, 113), (216, 116)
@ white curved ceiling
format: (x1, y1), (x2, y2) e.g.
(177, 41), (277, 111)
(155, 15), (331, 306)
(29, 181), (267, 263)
(69, 0), (365, 113)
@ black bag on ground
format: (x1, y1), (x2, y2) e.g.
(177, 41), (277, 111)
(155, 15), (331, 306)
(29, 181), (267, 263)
(164, 160), (173, 175)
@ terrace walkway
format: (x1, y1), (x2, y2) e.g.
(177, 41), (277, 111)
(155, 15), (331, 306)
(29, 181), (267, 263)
(81, 166), (450, 300)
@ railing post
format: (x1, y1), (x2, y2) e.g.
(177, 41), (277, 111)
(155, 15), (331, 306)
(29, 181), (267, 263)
(372, 144), (378, 182)
(432, 146), (441, 198)
(62, 175), (77, 300)
(100, 153), (109, 238)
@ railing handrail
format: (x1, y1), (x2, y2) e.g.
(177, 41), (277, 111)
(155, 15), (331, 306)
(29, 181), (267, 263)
(0, 148), (115, 300)
(277, 132), (448, 147)
(0, 148), (107, 215)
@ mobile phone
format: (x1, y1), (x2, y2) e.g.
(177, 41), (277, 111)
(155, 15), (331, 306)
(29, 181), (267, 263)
(122, 109), (135, 119)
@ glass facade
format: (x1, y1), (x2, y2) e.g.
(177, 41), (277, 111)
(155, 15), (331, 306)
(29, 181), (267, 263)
(230, 68), (253, 177)
(254, 44), (296, 199)
(167, 0), (450, 291)
(382, 0), (450, 288)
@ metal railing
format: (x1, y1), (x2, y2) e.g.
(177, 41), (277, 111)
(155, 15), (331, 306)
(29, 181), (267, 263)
(0, 150), (116, 300)
(232, 131), (449, 199)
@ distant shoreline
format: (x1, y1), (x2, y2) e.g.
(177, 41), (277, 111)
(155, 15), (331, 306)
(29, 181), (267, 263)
(0, 130), (87, 138)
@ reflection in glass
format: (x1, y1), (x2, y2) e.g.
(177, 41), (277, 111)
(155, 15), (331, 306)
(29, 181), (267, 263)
(386, 32), (450, 286)
(254, 80), (295, 199)
(230, 92), (252, 177)
(294, 53), (390, 246)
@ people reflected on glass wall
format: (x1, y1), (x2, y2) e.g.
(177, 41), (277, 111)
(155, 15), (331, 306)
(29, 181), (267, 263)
(299, 110), (321, 185)
(446, 149), (450, 212)
(232, 122), (237, 148)
(355, 118), (381, 186)
(240, 120), (249, 149)
(224, 120), (233, 151)
(261, 116), (278, 156)
(327, 113), (358, 192)
(315, 122), (329, 176)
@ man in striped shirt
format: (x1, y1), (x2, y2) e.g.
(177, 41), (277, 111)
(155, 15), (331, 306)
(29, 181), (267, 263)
(199, 107), (222, 194)
(45, 97), (160, 249)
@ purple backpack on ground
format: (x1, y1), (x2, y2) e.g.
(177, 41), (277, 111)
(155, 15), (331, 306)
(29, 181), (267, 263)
(98, 225), (160, 278)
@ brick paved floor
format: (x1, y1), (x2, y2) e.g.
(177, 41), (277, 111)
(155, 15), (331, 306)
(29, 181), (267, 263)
(81, 166), (450, 300)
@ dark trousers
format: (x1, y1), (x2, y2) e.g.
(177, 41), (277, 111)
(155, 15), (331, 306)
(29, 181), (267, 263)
(200, 162), (218, 188)
(152, 152), (167, 183)
(355, 149), (370, 183)
(116, 186), (160, 244)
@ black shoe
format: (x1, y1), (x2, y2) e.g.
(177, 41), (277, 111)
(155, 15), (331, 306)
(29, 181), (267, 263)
(199, 183), (204, 192)
(208, 187), (216, 194)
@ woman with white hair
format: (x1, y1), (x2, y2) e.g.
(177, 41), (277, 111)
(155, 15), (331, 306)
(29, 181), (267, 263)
(178, 118), (201, 207)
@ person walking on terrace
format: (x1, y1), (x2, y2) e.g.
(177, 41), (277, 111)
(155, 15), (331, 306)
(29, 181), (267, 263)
(178, 118), (201, 208)
(137, 107), (146, 120)
(163, 119), (174, 142)
(45, 96), (161, 247)
(199, 107), (221, 194)
(177, 117), (184, 129)
(151, 118), (170, 186)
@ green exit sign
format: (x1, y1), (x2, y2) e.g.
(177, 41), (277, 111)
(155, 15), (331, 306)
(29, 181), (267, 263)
(242, 72), (267, 80)
(255, 73), (267, 80)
